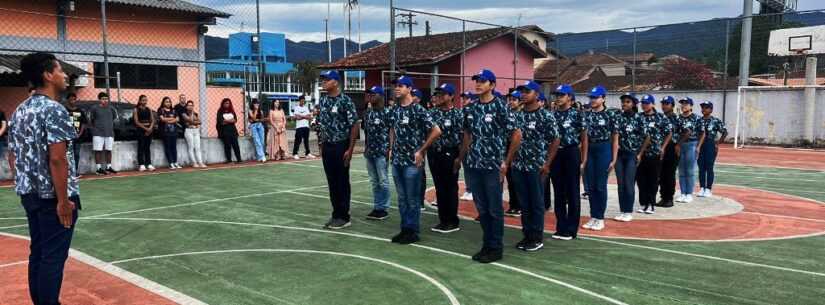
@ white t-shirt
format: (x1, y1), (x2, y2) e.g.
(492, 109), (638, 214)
(292, 104), (311, 129)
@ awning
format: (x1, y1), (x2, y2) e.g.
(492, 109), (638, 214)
(0, 54), (90, 76)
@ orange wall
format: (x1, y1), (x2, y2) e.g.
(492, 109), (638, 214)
(0, 87), (31, 118)
(74, 66), (200, 110)
(206, 86), (246, 137)
(0, 1), (57, 39)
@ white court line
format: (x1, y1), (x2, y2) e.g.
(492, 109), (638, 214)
(742, 211), (825, 223)
(713, 172), (822, 182)
(0, 217), (26, 220)
(111, 249), (461, 305)
(0, 224), (27, 230)
(0, 232), (207, 305)
(84, 217), (628, 305)
(715, 183), (825, 206)
(716, 162), (825, 173)
(0, 260), (27, 269)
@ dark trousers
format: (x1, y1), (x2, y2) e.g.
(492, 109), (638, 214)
(615, 150), (638, 213)
(659, 142), (678, 202)
(292, 127), (311, 156)
(698, 142), (718, 189)
(420, 162), (427, 205)
(322, 140), (351, 222)
(511, 169), (545, 241)
(428, 148), (460, 226)
(543, 175), (552, 210)
(466, 167), (504, 250)
(221, 134), (241, 162)
(506, 171), (521, 210)
(69, 140), (81, 173)
(137, 135), (152, 166)
(550, 146), (581, 236)
(637, 155), (661, 208)
(21, 194), (81, 305)
(162, 134), (177, 164)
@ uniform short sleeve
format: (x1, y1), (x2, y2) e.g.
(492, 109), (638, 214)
(545, 112), (560, 141)
(46, 104), (78, 145)
(462, 106), (472, 130)
(502, 104), (518, 132)
(719, 119), (728, 134)
(344, 98), (358, 126)
(418, 105), (434, 130)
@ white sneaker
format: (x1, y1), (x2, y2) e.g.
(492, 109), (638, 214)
(614, 213), (626, 222)
(461, 192), (473, 201)
(645, 208), (656, 215)
(697, 188), (706, 197)
(582, 219), (596, 229)
(307, 154), (316, 159)
(685, 194), (694, 203)
(705, 189), (712, 198)
(637, 207), (647, 213)
(147, 165), (156, 171)
(293, 155), (300, 160)
(170, 164), (177, 170)
(139, 165), (146, 172)
(591, 219), (605, 231)
(675, 195), (685, 203)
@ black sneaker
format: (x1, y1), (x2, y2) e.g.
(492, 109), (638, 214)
(106, 167), (118, 174)
(366, 210), (389, 220)
(524, 240), (544, 252)
(431, 223), (460, 234)
(515, 237), (530, 250)
(504, 209), (522, 217)
(391, 231), (406, 243)
(398, 232), (420, 245)
(477, 248), (503, 264)
(96, 168), (107, 176)
(323, 218), (334, 229)
(326, 218), (351, 230)
(472, 247), (489, 261)
(551, 232), (571, 240)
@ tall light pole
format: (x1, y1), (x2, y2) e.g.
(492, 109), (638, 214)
(326, 0), (332, 63)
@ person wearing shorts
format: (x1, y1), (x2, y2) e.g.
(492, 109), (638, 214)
(89, 92), (117, 175)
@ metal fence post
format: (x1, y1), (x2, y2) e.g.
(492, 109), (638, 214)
(631, 27), (637, 92)
(389, 1), (396, 76)
(100, 0), (111, 97)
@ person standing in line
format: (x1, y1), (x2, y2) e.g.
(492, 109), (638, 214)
(511, 80), (560, 251)
(318, 71), (359, 230)
(174, 94), (187, 118)
(637, 94), (672, 214)
(249, 100), (267, 163)
(291, 95), (315, 159)
(540, 92), (554, 211)
(428, 83), (463, 233)
(89, 92), (117, 176)
(504, 90), (522, 217)
(0, 107), (8, 178)
(62, 93), (86, 176)
(182, 101), (206, 168)
(410, 88), (429, 211)
(363, 85), (391, 221)
(613, 94), (650, 222)
(10, 52), (80, 305)
(549, 84), (587, 241)
(581, 86), (618, 231)
(158, 97), (181, 169)
(216, 98), (242, 163)
(388, 75), (442, 244)
(674, 97), (705, 203)
(697, 101), (727, 198)
(267, 101), (288, 161)
(454, 69), (521, 263)
(133, 95), (155, 171)
(657, 96), (679, 208)
(458, 91), (475, 202)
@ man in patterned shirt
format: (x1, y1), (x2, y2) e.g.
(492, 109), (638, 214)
(512, 80), (560, 252)
(428, 83), (463, 234)
(363, 85), (391, 221)
(697, 101), (727, 198)
(657, 96), (679, 208)
(388, 75), (442, 244)
(9, 52), (80, 305)
(674, 97), (705, 204)
(637, 94), (672, 214)
(550, 84), (588, 241)
(455, 69), (521, 263)
(317, 70), (360, 230)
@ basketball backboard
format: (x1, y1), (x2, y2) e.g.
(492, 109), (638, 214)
(768, 25), (825, 56)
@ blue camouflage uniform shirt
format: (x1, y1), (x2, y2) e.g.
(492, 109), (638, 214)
(8, 94), (79, 198)
(513, 108), (559, 172)
(701, 116), (727, 142)
(676, 113), (703, 142)
(640, 111), (673, 158)
(664, 112), (679, 144)
(317, 94), (358, 143)
(554, 107), (587, 148)
(429, 107), (463, 151)
(615, 111), (648, 153)
(363, 107), (390, 158)
(388, 103), (434, 167)
(585, 108), (619, 143)
(463, 97), (519, 170)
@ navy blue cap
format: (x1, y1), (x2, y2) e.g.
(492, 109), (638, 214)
(510, 91), (522, 99)
(392, 75), (414, 87)
(434, 83), (456, 96)
(620, 93), (639, 104)
(472, 69), (497, 83)
(319, 70), (340, 81)
(539, 92), (547, 102)
(553, 84), (574, 96)
(460, 91), (474, 98)
(516, 80), (542, 93)
(588, 85), (607, 98)
(660, 96), (675, 105)
(366, 85), (384, 95)
(679, 97), (694, 106)
(639, 94), (655, 105)
(411, 88), (423, 99)
(700, 101), (713, 108)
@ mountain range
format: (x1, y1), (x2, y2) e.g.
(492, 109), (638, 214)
(205, 36), (382, 63)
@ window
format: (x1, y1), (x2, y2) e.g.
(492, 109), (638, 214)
(94, 63), (178, 89)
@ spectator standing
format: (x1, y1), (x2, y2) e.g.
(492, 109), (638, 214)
(249, 100), (266, 162)
(182, 101), (206, 168)
(89, 92), (117, 175)
(158, 97), (181, 169)
(133, 95), (155, 171)
(174, 94), (187, 118)
(216, 98), (242, 163)
(291, 96), (314, 159)
(267, 101), (288, 160)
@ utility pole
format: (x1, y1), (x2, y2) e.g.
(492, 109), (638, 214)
(256, 0), (263, 104)
(326, 0), (331, 63)
(425, 20), (430, 36)
(389, 0), (395, 74)
(100, 0), (111, 97)
(397, 12), (417, 37)
(738, 0), (753, 86)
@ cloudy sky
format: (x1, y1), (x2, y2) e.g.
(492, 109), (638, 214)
(193, 0), (822, 42)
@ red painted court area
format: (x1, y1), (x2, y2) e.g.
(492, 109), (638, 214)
(716, 144), (825, 171)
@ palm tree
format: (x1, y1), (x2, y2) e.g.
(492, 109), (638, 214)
(292, 61), (319, 97)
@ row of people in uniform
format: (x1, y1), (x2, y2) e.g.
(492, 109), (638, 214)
(314, 69), (727, 264)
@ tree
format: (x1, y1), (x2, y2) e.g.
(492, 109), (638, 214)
(656, 58), (717, 90)
(292, 61), (319, 97)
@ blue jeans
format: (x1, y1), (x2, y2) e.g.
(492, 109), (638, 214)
(586, 142), (612, 219)
(511, 169), (545, 241)
(250, 122), (265, 160)
(679, 141), (698, 195)
(22, 194), (81, 305)
(698, 141), (717, 189)
(465, 167), (504, 250)
(365, 155), (391, 211)
(393, 164), (423, 233)
(615, 150), (637, 213)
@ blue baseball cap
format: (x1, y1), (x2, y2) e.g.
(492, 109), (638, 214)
(510, 91), (522, 99)
(700, 101), (714, 109)
(472, 69), (497, 83)
(553, 84), (574, 96)
(639, 94), (656, 105)
(434, 83), (456, 96)
(620, 93), (639, 104)
(516, 80), (542, 93)
(588, 85), (607, 98)
(366, 85), (384, 95)
(460, 91), (474, 98)
(319, 70), (340, 81)
(411, 88), (423, 99)
(391, 75), (414, 87)
(679, 97), (694, 106)
(660, 96), (675, 105)
(539, 92), (547, 102)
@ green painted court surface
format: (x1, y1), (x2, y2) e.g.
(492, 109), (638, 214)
(1, 156), (824, 305)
